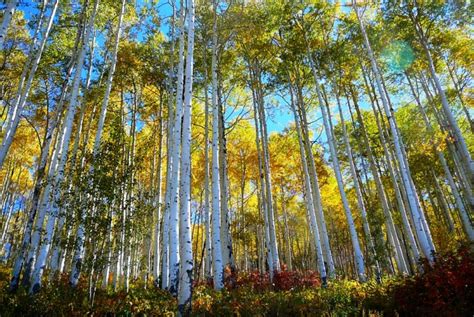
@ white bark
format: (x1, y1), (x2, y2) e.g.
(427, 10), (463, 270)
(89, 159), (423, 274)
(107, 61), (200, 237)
(161, 1), (176, 290)
(203, 70), (212, 280)
(167, 0), (186, 295)
(406, 75), (474, 241)
(211, 0), (224, 290)
(350, 88), (410, 274)
(177, 0), (194, 313)
(218, 102), (234, 268)
(296, 87), (336, 278)
(255, 90), (280, 273)
(251, 97), (273, 275)
(0, 0), (17, 50)
(360, 72), (420, 266)
(0, 194), (14, 245)
(153, 103), (164, 283)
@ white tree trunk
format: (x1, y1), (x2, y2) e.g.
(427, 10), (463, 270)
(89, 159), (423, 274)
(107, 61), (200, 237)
(203, 73), (212, 281)
(297, 92), (336, 278)
(218, 99), (234, 269)
(0, 0), (17, 50)
(177, 0), (195, 313)
(360, 72), (420, 267)
(161, 1), (177, 290)
(251, 97), (273, 276)
(0, 194), (15, 245)
(153, 103), (164, 283)
(211, 0), (224, 290)
(257, 102), (280, 274)
(406, 75), (474, 241)
(167, 1), (186, 295)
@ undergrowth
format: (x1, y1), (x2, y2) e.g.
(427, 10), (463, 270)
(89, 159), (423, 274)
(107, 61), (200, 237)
(0, 245), (472, 316)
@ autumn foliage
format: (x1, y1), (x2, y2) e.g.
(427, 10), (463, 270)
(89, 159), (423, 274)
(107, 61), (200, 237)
(391, 246), (474, 316)
(0, 245), (472, 316)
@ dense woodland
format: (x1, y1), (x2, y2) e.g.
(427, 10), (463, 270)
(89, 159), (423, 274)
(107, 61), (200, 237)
(0, 0), (473, 315)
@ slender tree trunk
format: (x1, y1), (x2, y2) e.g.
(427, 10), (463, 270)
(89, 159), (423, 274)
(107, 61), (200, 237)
(177, 0), (194, 312)
(406, 74), (474, 241)
(218, 88), (234, 269)
(160, 0), (176, 291)
(153, 93), (164, 284)
(0, 0), (17, 50)
(211, 0), (224, 290)
(203, 54), (212, 281)
(166, 0), (186, 295)
(294, 72), (335, 278)
(359, 66), (420, 269)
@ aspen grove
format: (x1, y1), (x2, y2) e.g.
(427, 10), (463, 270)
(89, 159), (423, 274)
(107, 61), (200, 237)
(0, 0), (473, 315)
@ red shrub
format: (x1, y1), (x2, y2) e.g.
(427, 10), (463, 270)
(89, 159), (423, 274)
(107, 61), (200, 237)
(392, 245), (474, 316)
(273, 269), (321, 291)
(217, 266), (321, 292)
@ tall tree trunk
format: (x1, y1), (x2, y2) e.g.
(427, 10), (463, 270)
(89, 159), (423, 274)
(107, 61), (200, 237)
(0, 0), (17, 50)
(406, 74), (474, 241)
(211, 0), (224, 290)
(9, 38), (77, 291)
(218, 87), (234, 269)
(350, 86), (410, 274)
(177, 0), (194, 312)
(166, 0), (186, 295)
(250, 63), (280, 275)
(203, 54), (212, 281)
(161, 0), (176, 291)
(293, 67), (335, 278)
(153, 93), (164, 284)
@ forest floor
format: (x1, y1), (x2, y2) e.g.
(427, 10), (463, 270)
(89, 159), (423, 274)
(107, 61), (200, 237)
(0, 245), (472, 316)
